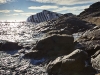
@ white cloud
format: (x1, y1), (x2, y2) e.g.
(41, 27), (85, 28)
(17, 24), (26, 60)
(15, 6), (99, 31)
(53, 5), (89, 12)
(0, 10), (11, 13)
(31, 0), (100, 5)
(5, 13), (19, 16)
(13, 13), (19, 15)
(13, 10), (24, 12)
(28, 5), (58, 9)
(8, 12), (35, 17)
(0, 0), (14, 4)
(53, 5), (90, 15)
(20, 12), (36, 16)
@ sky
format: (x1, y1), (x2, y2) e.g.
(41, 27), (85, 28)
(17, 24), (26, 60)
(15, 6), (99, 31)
(0, 0), (100, 21)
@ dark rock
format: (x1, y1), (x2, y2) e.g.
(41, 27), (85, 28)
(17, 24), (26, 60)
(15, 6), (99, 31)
(25, 34), (74, 59)
(63, 13), (74, 17)
(75, 27), (100, 56)
(45, 30), (72, 35)
(78, 2), (100, 26)
(51, 16), (95, 33)
(0, 40), (23, 51)
(35, 16), (95, 34)
(78, 2), (100, 19)
(24, 50), (44, 59)
(34, 34), (74, 50)
(46, 49), (96, 75)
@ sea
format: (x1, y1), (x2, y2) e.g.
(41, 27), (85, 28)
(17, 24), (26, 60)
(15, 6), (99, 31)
(0, 21), (82, 75)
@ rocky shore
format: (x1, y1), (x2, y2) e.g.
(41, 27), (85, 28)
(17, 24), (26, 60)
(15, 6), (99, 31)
(0, 2), (100, 75)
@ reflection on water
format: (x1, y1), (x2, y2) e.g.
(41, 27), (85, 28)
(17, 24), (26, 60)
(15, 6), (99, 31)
(0, 21), (82, 42)
(0, 21), (43, 43)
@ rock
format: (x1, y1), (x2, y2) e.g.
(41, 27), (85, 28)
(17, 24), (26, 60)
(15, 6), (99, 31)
(80, 28), (100, 40)
(46, 49), (96, 75)
(18, 49), (25, 53)
(27, 10), (62, 23)
(34, 34), (74, 50)
(63, 13), (74, 17)
(78, 2), (100, 19)
(95, 73), (100, 75)
(50, 16), (95, 33)
(0, 40), (23, 51)
(75, 27), (100, 56)
(45, 30), (72, 35)
(78, 2), (100, 26)
(25, 34), (74, 59)
(35, 16), (95, 35)
(91, 50), (100, 72)
(24, 50), (44, 59)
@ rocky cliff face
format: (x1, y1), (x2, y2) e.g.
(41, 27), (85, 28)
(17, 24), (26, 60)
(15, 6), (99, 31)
(27, 10), (62, 23)
(78, 2), (100, 26)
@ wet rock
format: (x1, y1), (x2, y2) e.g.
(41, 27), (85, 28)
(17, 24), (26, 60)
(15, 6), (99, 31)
(91, 50), (100, 72)
(75, 27), (100, 56)
(46, 49), (96, 75)
(25, 34), (74, 59)
(0, 40), (23, 51)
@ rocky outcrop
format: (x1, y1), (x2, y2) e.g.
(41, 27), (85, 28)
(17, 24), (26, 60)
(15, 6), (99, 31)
(46, 49), (96, 75)
(78, 2), (100, 26)
(75, 26), (100, 56)
(34, 16), (95, 34)
(27, 10), (62, 23)
(0, 40), (23, 51)
(78, 2), (100, 19)
(25, 34), (74, 59)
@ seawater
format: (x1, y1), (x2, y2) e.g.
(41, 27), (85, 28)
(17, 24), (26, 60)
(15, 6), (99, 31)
(0, 22), (48, 75)
(0, 21), (82, 42)
(0, 22), (44, 43)
(0, 21), (83, 75)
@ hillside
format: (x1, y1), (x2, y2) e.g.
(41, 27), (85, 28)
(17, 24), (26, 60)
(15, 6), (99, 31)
(27, 10), (62, 23)
(78, 2), (100, 26)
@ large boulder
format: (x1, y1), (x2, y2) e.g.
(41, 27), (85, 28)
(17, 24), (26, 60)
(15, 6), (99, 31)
(0, 40), (23, 51)
(33, 34), (74, 50)
(75, 27), (100, 56)
(25, 34), (74, 59)
(46, 49), (96, 75)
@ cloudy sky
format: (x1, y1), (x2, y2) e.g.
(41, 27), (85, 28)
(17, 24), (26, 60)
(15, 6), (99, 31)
(0, 0), (99, 21)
